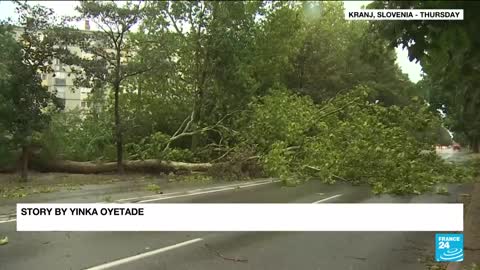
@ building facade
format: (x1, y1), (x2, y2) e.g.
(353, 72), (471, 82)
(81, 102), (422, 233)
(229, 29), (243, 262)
(12, 24), (93, 111)
(41, 59), (91, 111)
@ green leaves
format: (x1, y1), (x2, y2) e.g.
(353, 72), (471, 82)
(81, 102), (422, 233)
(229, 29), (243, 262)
(2, 1), (470, 192)
(371, 0), (480, 151)
(239, 87), (317, 152)
(242, 86), (465, 194)
(262, 141), (292, 181)
(39, 108), (115, 162)
(0, 4), (63, 180)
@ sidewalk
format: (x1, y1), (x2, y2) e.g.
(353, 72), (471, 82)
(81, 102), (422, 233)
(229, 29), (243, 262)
(438, 149), (480, 268)
(464, 182), (480, 265)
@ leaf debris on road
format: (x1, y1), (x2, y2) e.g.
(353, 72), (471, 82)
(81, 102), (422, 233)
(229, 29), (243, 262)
(204, 243), (248, 263)
(0, 236), (8, 245)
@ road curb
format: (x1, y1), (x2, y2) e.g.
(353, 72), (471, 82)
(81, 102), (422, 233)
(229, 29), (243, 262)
(0, 214), (16, 223)
(447, 184), (478, 270)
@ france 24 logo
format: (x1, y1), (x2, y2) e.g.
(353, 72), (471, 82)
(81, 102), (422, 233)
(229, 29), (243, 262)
(435, 233), (463, 262)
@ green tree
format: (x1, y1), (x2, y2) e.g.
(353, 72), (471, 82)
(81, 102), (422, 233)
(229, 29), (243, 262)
(370, 0), (480, 151)
(141, 1), (264, 153)
(0, 2), (63, 181)
(288, 2), (417, 105)
(253, 1), (304, 94)
(62, 1), (147, 172)
(40, 108), (115, 162)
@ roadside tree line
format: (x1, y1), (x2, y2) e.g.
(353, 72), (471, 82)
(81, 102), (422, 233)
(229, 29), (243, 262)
(0, 1), (470, 194)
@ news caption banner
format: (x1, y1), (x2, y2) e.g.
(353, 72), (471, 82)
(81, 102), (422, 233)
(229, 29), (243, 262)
(345, 9), (463, 21)
(17, 203), (462, 231)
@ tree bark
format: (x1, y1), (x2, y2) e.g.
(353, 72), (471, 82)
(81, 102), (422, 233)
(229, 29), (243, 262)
(190, 15), (208, 153)
(190, 65), (208, 152)
(473, 138), (480, 153)
(190, 102), (201, 152)
(20, 145), (29, 182)
(30, 159), (213, 174)
(114, 81), (124, 173)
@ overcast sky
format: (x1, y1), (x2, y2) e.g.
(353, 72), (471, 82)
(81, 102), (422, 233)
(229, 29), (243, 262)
(0, 0), (422, 83)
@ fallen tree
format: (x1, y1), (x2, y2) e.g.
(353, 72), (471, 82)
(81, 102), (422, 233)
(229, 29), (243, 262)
(240, 86), (473, 194)
(30, 159), (213, 174)
(0, 165), (16, 173)
(0, 145), (261, 178)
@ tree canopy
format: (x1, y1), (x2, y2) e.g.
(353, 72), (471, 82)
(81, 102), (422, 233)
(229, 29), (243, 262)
(0, 1), (472, 193)
(0, 2), (64, 180)
(370, 0), (480, 151)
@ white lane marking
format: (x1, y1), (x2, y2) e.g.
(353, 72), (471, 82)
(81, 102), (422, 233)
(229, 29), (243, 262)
(84, 238), (203, 270)
(189, 179), (275, 193)
(312, 194), (342, 204)
(115, 190), (185, 202)
(84, 191), (343, 269)
(139, 181), (280, 203)
(0, 218), (16, 224)
(116, 179), (277, 202)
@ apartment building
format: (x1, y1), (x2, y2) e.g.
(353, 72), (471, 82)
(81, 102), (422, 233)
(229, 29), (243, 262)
(41, 59), (91, 111)
(12, 21), (94, 111)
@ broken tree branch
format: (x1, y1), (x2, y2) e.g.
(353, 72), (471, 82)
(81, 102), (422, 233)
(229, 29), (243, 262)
(162, 110), (239, 153)
(318, 97), (361, 119)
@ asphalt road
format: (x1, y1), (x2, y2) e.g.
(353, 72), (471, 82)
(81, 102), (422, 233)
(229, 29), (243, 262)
(0, 178), (471, 270)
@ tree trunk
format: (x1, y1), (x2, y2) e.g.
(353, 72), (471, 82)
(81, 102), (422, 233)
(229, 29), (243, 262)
(190, 103), (200, 152)
(191, 20), (208, 153)
(473, 138), (480, 153)
(191, 69), (207, 153)
(138, 78), (142, 97)
(114, 81), (124, 174)
(31, 159), (213, 174)
(20, 145), (29, 182)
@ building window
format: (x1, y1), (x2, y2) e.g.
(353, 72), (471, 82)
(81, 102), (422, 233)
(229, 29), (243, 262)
(57, 98), (66, 110)
(81, 101), (86, 108)
(55, 78), (66, 86)
(55, 86), (66, 97)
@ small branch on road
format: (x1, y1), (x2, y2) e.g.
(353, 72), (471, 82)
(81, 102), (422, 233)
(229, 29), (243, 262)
(204, 243), (248, 263)
(345, 255), (367, 261)
(331, 174), (349, 182)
